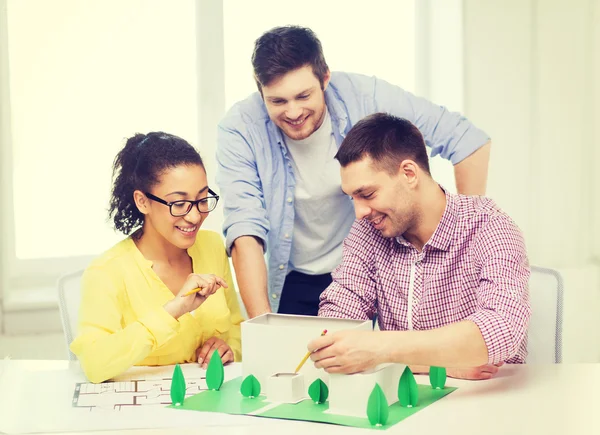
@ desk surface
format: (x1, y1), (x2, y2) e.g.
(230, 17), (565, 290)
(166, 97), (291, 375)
(1, 361), (598, 435)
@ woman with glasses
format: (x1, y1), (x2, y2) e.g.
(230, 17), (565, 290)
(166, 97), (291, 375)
(70, 132), (243, 383)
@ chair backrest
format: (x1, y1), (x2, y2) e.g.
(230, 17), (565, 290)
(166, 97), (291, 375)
(527, 265), (564, 363)
(57, 269), (84, 361)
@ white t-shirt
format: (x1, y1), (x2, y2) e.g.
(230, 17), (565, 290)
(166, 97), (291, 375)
(284, 109), (356, 275)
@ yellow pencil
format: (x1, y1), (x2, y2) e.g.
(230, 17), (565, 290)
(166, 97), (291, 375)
(295, 329), (328, 373)
(182, 287), (204, 297)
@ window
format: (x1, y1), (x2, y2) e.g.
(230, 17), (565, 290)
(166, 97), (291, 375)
(2, 0), (198, 288)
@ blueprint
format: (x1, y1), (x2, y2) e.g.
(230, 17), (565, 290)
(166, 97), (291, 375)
(72, 365), (207, 411)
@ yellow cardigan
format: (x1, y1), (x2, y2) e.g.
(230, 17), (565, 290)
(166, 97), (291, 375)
(70, 230), (243, 383)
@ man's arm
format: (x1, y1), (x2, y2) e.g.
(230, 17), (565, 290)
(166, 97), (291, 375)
(465, 215), (531, 363)
(385, 320), (488, 367)
(216, 123), (271, 318)
(318, 220), (378, 320)
(453, 141), (491, 195)
(370, 76), (491, 194)
(231, 236), (271, 318)
(409, 363), (503, 380)
(309, 321), (488, 374)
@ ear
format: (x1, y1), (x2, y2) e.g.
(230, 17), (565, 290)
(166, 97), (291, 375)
(322, 69), (331, 91)
(133, 190), (150, 215)
(399, 160), (419, 188)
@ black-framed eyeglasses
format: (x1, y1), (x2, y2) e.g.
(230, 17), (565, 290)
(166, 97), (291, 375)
(144, 189), (220, 217)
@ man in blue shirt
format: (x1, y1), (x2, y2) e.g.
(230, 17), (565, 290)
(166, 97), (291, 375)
(216, 26), (491, 319)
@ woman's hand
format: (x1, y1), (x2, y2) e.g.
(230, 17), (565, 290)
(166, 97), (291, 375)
(163, 273), (228, 319)
(196, 337), (234, 369)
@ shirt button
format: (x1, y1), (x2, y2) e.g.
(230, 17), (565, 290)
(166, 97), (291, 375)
(284, 233), (289, 238)
(271, 293), (278, 299)
(287, 197), (293, 204)
(279, 264), (285, 270)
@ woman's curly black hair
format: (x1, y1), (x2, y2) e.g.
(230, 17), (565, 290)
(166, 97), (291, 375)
(109, 132), (204, 238)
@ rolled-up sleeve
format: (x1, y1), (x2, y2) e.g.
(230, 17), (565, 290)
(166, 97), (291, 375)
(467, 216), (531, 363)
(216, 123), (270, 255)
(372, 76), (490, 165)
(319, 220), (378, 320)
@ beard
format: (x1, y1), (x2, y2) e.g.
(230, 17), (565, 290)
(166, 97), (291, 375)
(280, 102), (326, 140)
(379, 210), (415, 239)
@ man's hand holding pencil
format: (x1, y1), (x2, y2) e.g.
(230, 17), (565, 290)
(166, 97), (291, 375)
(308, 330), (384, 374)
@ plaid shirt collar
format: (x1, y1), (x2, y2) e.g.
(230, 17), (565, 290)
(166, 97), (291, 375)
(395, 185), (456, 252)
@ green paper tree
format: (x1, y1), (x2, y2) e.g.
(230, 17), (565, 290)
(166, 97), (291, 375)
(205, 350), (224, 390)
(240, 374), (261, 398)
(398, 366), (418, 408)
(429, 366), (447, 390)
(170, 363), (186, 406)
(366, 383), (389, 426)
(308, 378), (329, 404)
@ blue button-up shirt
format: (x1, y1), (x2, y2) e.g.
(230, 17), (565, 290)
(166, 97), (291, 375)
(216, 71), (490, 312)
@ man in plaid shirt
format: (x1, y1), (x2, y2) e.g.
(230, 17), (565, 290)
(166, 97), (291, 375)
(310, 113), (531, 380)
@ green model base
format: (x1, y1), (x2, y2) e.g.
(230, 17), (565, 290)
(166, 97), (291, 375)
(171, 377), (456, 430)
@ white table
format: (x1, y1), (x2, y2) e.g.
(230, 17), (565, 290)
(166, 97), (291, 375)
(0, 360), (598, 435)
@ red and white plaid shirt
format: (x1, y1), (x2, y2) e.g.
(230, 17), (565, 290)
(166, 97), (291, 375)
(319, 190), (531, 364)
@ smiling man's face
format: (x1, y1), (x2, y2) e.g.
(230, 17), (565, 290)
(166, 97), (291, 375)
(261, 64), (330, 141)
(341, 156), (418, 238)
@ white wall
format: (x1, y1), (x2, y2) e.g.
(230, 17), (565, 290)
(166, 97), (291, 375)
(463, 0), (600, 362)
(0, 0), (10, 330)
(594, 0), (600, 261)
(416, 0), (465, 190)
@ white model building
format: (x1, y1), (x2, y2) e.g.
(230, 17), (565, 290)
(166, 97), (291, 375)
(327, 363), (405, 417)
(241, 313), (371, 397)
(266, 372), (305, 403)
(241, 313), (407, 417)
